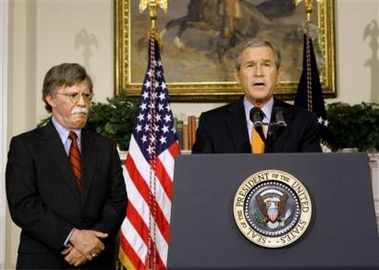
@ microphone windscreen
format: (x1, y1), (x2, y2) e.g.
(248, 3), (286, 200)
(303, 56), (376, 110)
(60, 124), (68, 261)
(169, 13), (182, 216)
(273, 106), (287, 127)
(250, 107), (264, 127)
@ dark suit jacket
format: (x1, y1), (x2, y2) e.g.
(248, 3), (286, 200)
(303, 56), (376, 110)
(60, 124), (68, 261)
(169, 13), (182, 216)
(6, 121), (127, 269)
(192, 97), (322, 153)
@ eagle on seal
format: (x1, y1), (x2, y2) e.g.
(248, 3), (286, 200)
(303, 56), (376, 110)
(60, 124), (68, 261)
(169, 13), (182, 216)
(256, 193), (288, 224)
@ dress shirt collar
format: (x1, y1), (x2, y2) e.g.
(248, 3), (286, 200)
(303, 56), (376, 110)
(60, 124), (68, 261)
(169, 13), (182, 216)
(51, 117), (82, 150)
(243, 96), (274, 125)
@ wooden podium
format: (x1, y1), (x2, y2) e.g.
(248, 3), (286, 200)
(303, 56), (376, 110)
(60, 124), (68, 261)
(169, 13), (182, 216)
(168, 153), (379, 269)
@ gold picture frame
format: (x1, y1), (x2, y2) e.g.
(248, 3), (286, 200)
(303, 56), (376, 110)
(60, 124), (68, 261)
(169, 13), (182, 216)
(115, 0), (336, 102)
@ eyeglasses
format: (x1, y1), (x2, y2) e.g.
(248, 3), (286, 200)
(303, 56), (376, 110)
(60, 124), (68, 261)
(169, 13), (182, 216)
(56, 92), (94, 103)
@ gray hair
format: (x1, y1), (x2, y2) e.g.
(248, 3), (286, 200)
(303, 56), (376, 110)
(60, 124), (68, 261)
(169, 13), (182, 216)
(234, 38), (281, 71)
(42, 63), (93, 113)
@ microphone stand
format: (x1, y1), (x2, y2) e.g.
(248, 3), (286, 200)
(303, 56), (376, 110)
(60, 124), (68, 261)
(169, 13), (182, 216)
(250, 107), (287, 153)
(265, 123), (274, 153)
(263, 122), (286, 153)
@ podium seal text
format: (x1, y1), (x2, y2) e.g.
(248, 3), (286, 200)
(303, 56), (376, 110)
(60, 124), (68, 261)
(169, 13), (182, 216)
(233, 170), (312, 248)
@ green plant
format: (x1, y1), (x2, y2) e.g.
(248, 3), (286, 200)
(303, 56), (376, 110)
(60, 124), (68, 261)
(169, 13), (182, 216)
(87, 93), (137, 150)
(326, 102), (379, 152)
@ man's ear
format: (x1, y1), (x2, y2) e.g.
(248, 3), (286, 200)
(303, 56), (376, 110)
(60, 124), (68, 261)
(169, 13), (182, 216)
(45, 94), (57, 109)
(276, 67), (282, 84)
(233, 69), (241, 84)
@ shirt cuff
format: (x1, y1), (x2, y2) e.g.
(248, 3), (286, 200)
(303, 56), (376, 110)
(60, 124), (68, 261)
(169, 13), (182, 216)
(63, 228), (75, 248)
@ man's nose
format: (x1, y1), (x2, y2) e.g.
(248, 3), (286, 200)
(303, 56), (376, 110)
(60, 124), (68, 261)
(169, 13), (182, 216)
(254, 65), (263, 76)
(77, 94), (86, 105)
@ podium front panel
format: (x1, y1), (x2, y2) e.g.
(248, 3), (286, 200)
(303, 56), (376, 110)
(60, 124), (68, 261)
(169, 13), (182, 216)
(168, 153), (379, 269)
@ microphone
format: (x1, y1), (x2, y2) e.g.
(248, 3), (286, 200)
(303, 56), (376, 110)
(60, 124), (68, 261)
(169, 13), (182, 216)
(273, 107), (287, 127)
(266, 107), (286, 153)
(250, 107), (264, 127)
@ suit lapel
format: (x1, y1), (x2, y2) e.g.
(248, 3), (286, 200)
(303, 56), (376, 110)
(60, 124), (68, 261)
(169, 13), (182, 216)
(225, 99), (251, 153)
(80, 129), (98, 205)
(43, 122), (81, 196)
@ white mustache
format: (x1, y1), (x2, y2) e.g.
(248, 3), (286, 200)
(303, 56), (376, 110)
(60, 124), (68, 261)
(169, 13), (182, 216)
(71, 107), (89, 115)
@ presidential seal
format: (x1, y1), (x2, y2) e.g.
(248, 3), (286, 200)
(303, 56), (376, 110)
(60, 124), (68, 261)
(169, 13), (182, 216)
(233, 170), (312, 248)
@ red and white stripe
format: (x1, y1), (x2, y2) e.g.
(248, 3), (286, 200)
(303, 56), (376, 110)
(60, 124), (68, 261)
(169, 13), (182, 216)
(119, 136), (180, 270)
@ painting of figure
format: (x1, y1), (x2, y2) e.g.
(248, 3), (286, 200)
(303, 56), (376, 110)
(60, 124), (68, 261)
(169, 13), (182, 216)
(132, 0), (313, 81)
(117, 0), (335, 101)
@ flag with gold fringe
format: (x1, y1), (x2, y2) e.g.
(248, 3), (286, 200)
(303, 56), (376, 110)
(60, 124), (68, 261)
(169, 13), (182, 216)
(118, 28), (181, 270)
(294, 25), (334, 150)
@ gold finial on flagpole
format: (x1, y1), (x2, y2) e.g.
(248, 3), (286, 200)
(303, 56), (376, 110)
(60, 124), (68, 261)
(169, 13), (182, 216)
(295, 0), (324, 23)
(139, 0), (168, 29)
(304, 0), (313, 23)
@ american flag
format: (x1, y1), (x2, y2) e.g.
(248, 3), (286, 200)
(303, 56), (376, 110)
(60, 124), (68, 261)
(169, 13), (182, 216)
(119, 29), (181, 270)
(294, 25), (334, 150)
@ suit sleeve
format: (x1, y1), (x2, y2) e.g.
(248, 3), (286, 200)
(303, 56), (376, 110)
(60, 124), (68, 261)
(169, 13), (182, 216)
(191, 113), (214, 153)
(5, 137), (74, 254)
(90, 142), (127, 239)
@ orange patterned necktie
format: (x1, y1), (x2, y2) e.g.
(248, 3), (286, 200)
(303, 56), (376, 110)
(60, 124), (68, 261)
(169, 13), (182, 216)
(69, 131), (82, 191)
(251, 126), (265, 154)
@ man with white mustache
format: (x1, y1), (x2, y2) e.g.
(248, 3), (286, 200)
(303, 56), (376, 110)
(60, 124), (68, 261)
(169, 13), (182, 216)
(6, 63), (127, 269)
(71, 107), (89, 115)
(192, 38), (322, 153)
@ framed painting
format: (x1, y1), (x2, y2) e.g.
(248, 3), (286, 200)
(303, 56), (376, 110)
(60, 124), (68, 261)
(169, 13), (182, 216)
(115, 0), (336, 102)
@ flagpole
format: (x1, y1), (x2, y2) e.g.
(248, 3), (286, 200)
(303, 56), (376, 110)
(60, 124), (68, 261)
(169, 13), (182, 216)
(139, 2), (169, 270)
(294, 0), (334, 150)
(119, 2), (180, 269)
(141, 2), (168, 269)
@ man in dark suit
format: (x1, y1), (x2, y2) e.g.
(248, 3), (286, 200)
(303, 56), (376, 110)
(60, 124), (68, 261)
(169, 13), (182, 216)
(6, 63), (127, 269)
(192, 38), (321, 153)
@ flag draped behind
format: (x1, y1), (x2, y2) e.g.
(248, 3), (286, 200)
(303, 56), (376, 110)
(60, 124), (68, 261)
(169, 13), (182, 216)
(294, 28), (334, 149)
(119, 29), (181, 270)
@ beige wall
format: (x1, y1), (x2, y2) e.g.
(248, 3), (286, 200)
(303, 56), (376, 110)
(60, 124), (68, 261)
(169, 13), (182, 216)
(1, 1), (9, 269)
(3, 0), (379, 269)
(334, 0), (379, 103)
